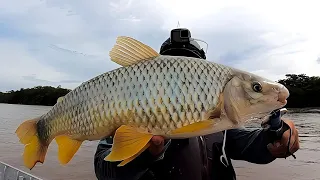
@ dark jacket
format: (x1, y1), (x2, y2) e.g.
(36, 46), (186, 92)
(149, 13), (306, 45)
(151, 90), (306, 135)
(94, 128), (277, 180)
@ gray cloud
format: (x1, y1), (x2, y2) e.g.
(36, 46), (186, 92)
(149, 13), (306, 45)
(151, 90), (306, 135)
(0, 0), (319, 92)
(23, 75), (81, 84)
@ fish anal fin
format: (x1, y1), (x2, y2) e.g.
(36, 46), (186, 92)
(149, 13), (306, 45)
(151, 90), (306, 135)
(55, 135), (83, 165)
(104, 125), (153, 162)
(109, 36), (160, 67)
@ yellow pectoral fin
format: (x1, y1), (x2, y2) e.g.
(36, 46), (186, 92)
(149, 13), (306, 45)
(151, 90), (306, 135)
(55, 135), (83, 165)
(171, 120), (215, 134)
(104, 125), (153, 163)
(170, 97), (224, 136)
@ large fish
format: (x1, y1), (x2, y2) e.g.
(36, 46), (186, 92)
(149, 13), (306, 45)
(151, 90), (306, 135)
(15, 36), (289, 170)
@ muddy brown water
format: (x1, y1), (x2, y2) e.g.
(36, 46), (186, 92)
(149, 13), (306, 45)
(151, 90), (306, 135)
(1, 103), (319, 180)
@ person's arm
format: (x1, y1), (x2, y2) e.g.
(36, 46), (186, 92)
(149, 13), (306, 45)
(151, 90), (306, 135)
(225, 118), (300, 164)
(225, 127), (277, 164)
(94, 137), (169, 180)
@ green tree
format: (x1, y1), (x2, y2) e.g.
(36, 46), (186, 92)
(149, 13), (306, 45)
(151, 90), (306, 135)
(278, 74), (320, 108)
(0, 86), (71, 106)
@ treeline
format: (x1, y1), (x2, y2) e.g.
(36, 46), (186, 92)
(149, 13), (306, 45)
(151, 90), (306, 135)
(0, 74), (319, 107)
(0, 86), (71, 106)
(278, 74), (320, 108)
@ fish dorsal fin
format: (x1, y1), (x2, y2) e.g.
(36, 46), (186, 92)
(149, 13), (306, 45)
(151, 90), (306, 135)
(109, 36), (160, 66)
(57, 96), (64, 103)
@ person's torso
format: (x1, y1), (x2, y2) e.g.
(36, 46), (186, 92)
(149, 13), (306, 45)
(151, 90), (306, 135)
(139, 132), (236, 180)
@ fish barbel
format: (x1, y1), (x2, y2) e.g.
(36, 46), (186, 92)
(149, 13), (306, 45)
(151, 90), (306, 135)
(15, 36), (290, 170)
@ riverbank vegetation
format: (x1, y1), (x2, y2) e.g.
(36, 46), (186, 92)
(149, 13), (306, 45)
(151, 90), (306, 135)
(0, 86), (71, 106)
(278, 74), (320, 108)
(0, 74), (319, 108)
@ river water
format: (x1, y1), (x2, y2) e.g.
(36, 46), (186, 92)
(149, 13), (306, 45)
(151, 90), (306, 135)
(0, 103), (319, 180)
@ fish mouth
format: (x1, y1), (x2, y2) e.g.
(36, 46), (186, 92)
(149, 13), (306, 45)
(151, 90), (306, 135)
(277, 98), (287, 106)
(277, 85), (289, 105)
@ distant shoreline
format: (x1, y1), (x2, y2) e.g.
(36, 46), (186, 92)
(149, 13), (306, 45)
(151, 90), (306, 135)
(1, 73), (319, 108)
(0, 86), (71, 106)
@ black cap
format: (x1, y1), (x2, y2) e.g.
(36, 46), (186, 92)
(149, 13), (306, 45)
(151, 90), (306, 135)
(159, 29), (206, 59)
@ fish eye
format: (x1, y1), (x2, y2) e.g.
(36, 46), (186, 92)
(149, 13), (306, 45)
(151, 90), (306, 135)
(252, 81), (262, 92)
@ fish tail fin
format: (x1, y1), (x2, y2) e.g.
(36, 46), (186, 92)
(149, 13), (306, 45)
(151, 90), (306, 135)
(15, 117), (49, 170)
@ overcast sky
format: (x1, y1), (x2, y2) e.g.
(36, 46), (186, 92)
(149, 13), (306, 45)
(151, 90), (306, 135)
(1, 0), (319, 92)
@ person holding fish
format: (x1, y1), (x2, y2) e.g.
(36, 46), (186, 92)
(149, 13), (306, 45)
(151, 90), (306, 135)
(15, 28), (300, 180)
(93, 28), (300, 180)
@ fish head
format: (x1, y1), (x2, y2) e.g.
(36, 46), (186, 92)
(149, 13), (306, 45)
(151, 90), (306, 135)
(223, 69), (290, 125)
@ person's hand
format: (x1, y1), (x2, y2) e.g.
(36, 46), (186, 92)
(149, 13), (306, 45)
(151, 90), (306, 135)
(267, 119), (300, 158)
(148, 136), (165, 156)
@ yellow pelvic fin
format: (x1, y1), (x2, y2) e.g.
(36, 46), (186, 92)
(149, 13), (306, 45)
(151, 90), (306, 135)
(117, 142), (151, 167)
(104, 125), (153, 163)
(15, 118), (49, 170)
(55, 135), (83, 165)
(109, 36), (160, 67)
(171, 120), (214, 134)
